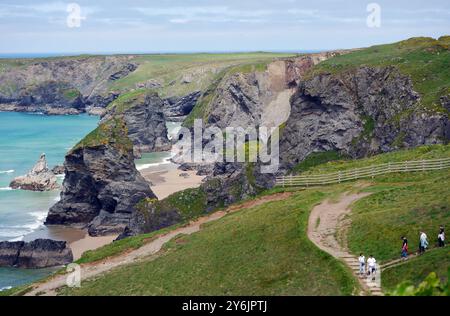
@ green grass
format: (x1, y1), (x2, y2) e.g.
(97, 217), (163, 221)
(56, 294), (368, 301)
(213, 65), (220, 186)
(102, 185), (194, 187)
(299, 144), (450, 175)
(290, 151), (348, 174)
(106, 89), (151, 114)
(155, 187), (208, 220)
(62, 88), (81, 100)
(308, 36), (450, 111)
(72, 117), (133, 154)
(348, 169), (450, 263)
(60, 188), (358, 296)
(286, 144), (450, 291)
(382, 247), (450, 292)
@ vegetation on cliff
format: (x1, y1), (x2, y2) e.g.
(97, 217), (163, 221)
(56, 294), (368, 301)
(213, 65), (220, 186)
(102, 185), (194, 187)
(72, 117), (133, 154)
(307, 36), (450, 112)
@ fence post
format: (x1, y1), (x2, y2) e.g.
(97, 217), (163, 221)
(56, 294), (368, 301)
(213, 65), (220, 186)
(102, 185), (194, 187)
(290, 174), (293, 187)
(422, 159), (425, 172)
(371, 167), (374, 179)
(338, 171), (341, 183)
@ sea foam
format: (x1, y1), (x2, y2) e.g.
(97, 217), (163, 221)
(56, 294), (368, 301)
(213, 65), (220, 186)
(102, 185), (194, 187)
(0, 170), (14, 174)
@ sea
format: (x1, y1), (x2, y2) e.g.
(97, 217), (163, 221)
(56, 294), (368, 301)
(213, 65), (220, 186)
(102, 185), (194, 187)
(0, 111), (181, 291)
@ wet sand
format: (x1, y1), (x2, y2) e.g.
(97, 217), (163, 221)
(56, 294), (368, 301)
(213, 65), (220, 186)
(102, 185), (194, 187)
(139, 163), (205, 200)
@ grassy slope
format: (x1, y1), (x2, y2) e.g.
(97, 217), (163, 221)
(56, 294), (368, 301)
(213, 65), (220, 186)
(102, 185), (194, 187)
(382, 247), (449, 292)
(308, 36), (450, 111)
(61, 188), (358, 296)
(290, 144), (450, 291)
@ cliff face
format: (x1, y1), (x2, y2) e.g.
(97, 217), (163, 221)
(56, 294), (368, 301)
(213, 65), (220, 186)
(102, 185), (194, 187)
(280, 66), (450, 171)
(102, 91), (171, 156)
(46, 119), (156, 236)
(199, 52), (353, 132)
(0, 56), (136, 114)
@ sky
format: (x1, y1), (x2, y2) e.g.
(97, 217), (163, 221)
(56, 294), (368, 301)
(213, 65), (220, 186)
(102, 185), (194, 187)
(0, 0), (449, 54)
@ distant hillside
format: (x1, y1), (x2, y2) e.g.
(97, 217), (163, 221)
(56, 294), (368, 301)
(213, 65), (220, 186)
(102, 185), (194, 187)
(0, 53), (294, 114)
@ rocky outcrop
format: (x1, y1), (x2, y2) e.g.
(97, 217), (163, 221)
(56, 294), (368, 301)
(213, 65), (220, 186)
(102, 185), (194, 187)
(51, 165), (65, 175)
(122, 160), (273, 238)
(280, 66), (450, 171)
(0, 56), (136, 113)
(10, 154), (59, 191)
(163, 91), (201, 120)
(102, 91), (171, 156)
(46, 119), (157, 236)
(203, 52), (350, 133)
(0, 239), (73, 268)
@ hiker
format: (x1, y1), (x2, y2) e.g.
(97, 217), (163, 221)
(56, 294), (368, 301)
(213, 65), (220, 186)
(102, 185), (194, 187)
(401, 236), (408, 259)
(438, 226), (445, 247)
(358, 253), (366, 275)
(367, 255), (377, 280)
(419, 231), (429, 254)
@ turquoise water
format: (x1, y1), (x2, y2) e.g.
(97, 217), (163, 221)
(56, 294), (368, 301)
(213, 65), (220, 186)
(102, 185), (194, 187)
(0, 112), (99, 241)
(0, 112), (98, 292)
(0, 112), (180, 291)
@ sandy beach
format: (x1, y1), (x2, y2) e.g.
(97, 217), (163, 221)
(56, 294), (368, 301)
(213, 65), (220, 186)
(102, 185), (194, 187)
(139, 163), (205, 200)
(69, 234), (117, 260)
(24, 225), (117, 260)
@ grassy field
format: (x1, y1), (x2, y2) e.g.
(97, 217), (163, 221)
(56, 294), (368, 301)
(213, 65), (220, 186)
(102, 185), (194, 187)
(60, 188), (358, 296)
(286, 145), (450, 293)
(307, 36), (450, 111)
(295, 145), (450, 175)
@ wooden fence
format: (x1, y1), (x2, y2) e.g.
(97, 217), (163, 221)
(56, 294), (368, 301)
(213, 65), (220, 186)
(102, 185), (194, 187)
(275, 157), (450, 187)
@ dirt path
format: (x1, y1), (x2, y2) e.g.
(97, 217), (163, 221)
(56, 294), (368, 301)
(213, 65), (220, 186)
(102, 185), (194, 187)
(307, 191), (385, 296)
(25, 192), (292, 296)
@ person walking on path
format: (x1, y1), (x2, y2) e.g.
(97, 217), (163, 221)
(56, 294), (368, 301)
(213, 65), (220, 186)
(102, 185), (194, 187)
(438, 226), (445, 247)
(401, 236), (408, 260)
(367, 255), (377, 281)
(419, 231), (429, 254)
(358, 253), (366, 275)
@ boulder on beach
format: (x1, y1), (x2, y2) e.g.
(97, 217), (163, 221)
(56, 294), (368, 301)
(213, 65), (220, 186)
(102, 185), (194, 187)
(0, 239), (73, 269)
(10, 153), (59, 191)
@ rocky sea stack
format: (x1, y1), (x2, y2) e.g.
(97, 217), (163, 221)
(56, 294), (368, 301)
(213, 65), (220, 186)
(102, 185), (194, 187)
(101, 90), (171, 157)
(46, 118), (157, 236)
(0, 239), (73, 269)
(10, 153), (59, 191)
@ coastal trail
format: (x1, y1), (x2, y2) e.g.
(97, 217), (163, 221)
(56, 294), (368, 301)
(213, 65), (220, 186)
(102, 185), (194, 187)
(24, 192), (293, 296)
(307, 190), (387, 296)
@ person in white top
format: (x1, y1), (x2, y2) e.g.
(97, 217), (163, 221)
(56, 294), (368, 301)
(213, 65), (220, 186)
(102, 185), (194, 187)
(438, 226), (445, 247)
(367, 255), (377, 280)
(419, 231), (429, 254)
(358, 253), (366, 275)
